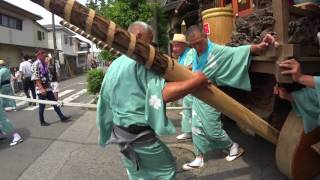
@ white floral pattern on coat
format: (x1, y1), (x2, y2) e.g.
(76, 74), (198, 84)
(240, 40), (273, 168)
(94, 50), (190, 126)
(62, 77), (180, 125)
(149, 95), (161, 110)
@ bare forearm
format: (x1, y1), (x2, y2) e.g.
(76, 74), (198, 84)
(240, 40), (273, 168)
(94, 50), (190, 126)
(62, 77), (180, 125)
(250, 45), (260, 55)
(162, 79), (203, 103)
(297, 75), (315, 88)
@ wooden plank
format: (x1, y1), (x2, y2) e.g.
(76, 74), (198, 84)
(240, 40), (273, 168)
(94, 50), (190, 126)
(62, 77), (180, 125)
(273, 0), (290, 45)
(272, 0), (291, 83)
(250, 57), (320, 80)
(282, 44), (320, 57)
(312, 142), (320, 155)
(250, 61), (275, 74)
(251, 56), (277, 61)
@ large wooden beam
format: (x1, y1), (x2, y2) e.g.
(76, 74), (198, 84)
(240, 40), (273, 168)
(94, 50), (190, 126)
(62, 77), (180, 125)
(272, 0), (292, 83)
(30, 0), (279, 144)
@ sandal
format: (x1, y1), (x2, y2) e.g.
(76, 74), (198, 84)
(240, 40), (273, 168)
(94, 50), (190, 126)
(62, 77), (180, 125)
(225, 147), (244, 162)
(182, 162), (204, 171)
(10, 137), (23, 146)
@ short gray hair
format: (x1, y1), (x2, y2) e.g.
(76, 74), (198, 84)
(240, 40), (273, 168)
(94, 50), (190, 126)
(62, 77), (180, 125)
(185, 25), (205, 40)
(128, 21), (153, 36)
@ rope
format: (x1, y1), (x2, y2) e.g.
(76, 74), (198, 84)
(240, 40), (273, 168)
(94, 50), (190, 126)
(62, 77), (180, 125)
(86, 9), (95, 33)
(0, 94), (96, 109)
(44, 0), (50, 10)
(127, 33), (136, 56)
(64, 0), (75, 22)
(0, 94), (190, 110)
(145, 45), (155, 69)
(107, 21), (116, 46)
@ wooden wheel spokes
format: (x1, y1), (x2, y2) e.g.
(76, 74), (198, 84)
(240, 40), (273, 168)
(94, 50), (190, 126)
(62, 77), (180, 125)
(276, 111), (320, 180)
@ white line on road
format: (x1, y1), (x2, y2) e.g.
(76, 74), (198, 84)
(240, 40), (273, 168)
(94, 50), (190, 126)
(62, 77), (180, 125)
(46, 89), (79, 110)
(63, 89), (87, 103)
(24, 89), (80, 111)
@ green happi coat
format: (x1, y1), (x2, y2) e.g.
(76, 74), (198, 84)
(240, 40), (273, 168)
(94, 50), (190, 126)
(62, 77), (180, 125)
(0, 66), (16, 108)
(291, 76), (320, 133)
(0, 67), (15, 134)
(97, 55), (176, 180)
(178, 48), (196, 133)
(191, 40), (251, 155)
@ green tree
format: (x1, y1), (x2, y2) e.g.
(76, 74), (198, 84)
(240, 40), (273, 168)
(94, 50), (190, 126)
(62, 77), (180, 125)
(98, 50), (116, 62)
(155, 5), (169, 52)
(86, 69), (105, 95)
(100, 0), (154, 29)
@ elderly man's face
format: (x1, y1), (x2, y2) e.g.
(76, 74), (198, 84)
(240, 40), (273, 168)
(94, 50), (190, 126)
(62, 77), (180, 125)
(188, 32), (208, 55)
(172, 42), (186, 58)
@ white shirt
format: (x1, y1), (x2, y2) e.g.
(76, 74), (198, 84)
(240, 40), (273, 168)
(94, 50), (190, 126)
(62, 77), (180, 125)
(19, 60), (33, 77)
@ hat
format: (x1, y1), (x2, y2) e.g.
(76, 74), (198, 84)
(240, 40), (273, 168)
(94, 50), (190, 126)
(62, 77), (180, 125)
(0, 60), (5, 65)
(170, 34), (187, 44)
(35, 49), (46, 57)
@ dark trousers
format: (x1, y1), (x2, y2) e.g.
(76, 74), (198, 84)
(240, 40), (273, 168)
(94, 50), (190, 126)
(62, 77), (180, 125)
(38, 91), (64, 123)
(23, 77), (36, 99)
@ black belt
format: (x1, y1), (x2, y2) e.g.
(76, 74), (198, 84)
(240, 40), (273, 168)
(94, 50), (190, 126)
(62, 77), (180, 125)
(1, 80), (10, 85)
(118, 124), (153, 134)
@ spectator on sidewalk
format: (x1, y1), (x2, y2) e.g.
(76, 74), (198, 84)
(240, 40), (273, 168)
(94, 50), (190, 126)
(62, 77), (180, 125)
(31, 50), (71, 126)
(46, 56), (59, 100)
(14, 67), (23, 94)
(0, 60), (16, 111)
(19, 55), (36, 106)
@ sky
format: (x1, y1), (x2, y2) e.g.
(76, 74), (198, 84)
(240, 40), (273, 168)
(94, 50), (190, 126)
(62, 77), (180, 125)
(5, 0), (88, 24)
(5, 0), (100, 51)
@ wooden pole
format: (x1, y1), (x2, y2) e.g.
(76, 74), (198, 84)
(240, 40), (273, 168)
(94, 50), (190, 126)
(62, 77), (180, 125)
(60, 20), (121, 57)
(30, 0), (279, 144)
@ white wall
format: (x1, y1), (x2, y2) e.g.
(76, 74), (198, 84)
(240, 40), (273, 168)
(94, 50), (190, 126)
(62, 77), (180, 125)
(0, 7), (49, 49)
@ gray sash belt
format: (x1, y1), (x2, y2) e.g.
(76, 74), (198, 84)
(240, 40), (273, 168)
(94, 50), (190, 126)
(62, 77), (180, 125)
(1, 80), (10, 85)
(106, 125), (157, 170)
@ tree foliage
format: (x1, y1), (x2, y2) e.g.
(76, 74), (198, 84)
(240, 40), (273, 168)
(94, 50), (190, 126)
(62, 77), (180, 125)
(98, 50), (117, 62)
(90, 0), (154, 29)
(86, 69), (105, 95)
(155, 5), (169, 52)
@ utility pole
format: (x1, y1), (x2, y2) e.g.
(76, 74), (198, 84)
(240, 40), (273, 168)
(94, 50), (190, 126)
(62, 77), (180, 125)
(52, 13), (60, 80)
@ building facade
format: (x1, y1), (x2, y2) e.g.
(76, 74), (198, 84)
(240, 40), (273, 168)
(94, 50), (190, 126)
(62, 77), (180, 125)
(0, 1), (52, 68)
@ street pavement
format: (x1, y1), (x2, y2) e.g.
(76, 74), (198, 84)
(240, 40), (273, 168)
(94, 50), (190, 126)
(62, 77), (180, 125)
(1, 74), (319, 180)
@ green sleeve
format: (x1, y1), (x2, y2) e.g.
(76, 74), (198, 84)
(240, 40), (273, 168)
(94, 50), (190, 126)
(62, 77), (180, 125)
(291, 76), (320, 133)
(203, 45), (251, 91)
(96, 75), (114, 147)
(144, 71), (176, 135)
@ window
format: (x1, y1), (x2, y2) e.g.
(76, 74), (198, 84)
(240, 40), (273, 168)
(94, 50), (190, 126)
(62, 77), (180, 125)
(0, 14), (22, 30)
(37, 31), (45, 41)
(69, 37), (73, 46)
(1, 15), (9, 27)
(37, 31), (42, 40)
(64, 35), (68, 44)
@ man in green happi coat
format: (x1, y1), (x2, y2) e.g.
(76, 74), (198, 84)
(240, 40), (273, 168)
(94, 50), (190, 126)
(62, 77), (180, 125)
(96, 22), (210, 180)
(182, 25), (277, 170)
(275, 59), (320, 133)
(0, 59), (23, 146)
(0, 60), (16, 110)
(171, 33), (197, 140)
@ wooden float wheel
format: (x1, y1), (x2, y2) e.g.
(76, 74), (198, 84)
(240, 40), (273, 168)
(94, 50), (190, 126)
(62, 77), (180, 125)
(276, 111), (320, 180)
